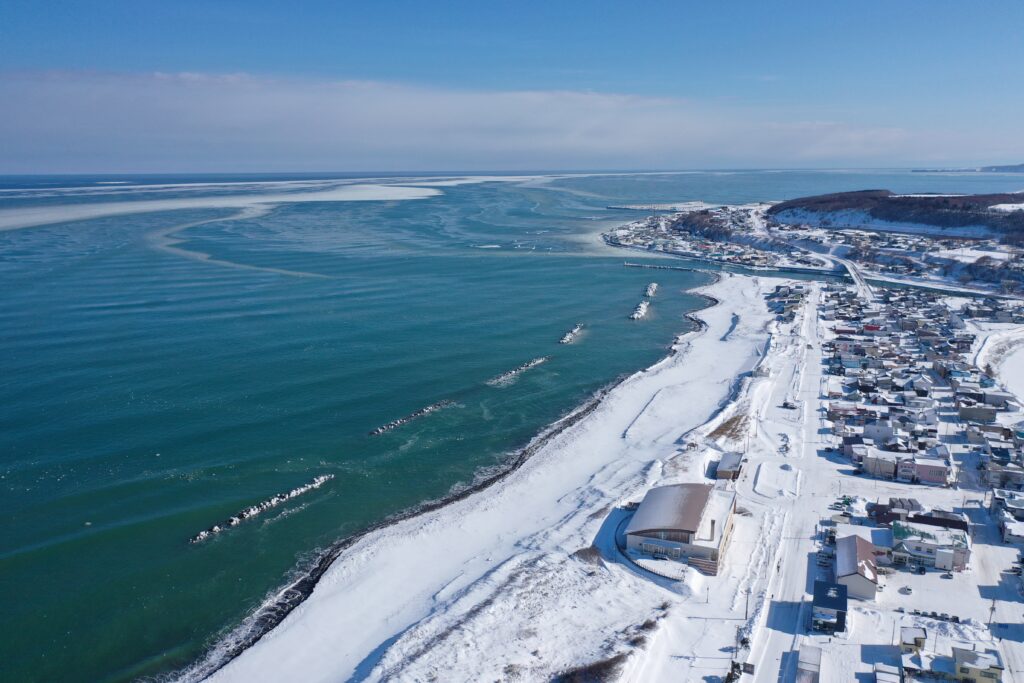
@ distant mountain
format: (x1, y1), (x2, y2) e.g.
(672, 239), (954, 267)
(912, 162), (1024, 173)
(979, 163), (1024, 173)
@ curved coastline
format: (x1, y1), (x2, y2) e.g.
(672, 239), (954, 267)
(167, 270), (723, 683)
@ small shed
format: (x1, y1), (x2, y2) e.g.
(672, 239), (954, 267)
(874, 663), (901, 682)
(796, 644), (821, 683)
(716, 452), (743, 480)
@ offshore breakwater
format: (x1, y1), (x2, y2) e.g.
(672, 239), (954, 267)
(168, 379), (623, 683)
(166, 276), (724, 683)
(486, 357), (550, 386)
(560, 323), (584, 344)
(190, 475), (336, 544)
(369, 400), (457, 436)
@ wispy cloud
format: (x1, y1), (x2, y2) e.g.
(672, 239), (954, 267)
(0, 71), (1016, 172)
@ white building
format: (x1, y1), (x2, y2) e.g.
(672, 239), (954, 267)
(891, 520), (971, 570)
(625, 483), (736, 575)
(835, 535), (879, 599)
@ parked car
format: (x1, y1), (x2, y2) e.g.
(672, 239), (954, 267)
(916, 566), (927, 575)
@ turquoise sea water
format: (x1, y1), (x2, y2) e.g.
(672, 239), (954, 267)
(1, 171), (1022, 682)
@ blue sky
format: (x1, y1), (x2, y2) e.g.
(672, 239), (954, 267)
(1, 1), (1022, 172)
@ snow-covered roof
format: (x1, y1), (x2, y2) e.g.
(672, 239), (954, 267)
(1003, 519), (1024, 538)
(834, 523), (893, 549)
(901, 626), (926, 646)
(625, 483), (712, 535)
(718, 452), (743, 470)
(835, 535), (877, 584)
(892, 520), (969, 549)
(953, 646), (1004, 670)
(874, 664), (901, 682)
(863, 447), (898, 463)
(797, 644), (821, 673)
(811, 580), (848, 611)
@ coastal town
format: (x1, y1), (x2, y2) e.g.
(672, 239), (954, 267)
(9, 3), (1024, 682)
(202, 193), (1024, 683)
(604, 239), (1024, 681)
(605, 200), (1024, 295)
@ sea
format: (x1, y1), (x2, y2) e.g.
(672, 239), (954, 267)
(1, 170), (1022, 682)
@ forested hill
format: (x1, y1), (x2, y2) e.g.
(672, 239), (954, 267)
(767, 190), (1024, 242)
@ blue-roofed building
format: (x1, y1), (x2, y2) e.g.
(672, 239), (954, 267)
(810, 581), (848, 633)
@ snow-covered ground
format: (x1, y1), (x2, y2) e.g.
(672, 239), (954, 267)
(1002, 348), (1024, 405)
(932, 247), (1012, 263)
(974, 321), (1024, 405)
(201, 273), (784, 683)
(858, 267), (1007, 297)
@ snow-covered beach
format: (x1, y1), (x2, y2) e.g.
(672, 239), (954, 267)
(192, 273), (782, 682)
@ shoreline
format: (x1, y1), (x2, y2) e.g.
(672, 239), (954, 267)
(169, 378), (626, 682)
(170, 273), (724, 682)
(197, 271), (780, 682)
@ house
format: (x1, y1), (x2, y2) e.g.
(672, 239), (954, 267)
(835, 535), (879, 599)
(907, 453), (953, 486)
(825, 376), (846, 399)
(984, 389), (1015, 408)
(625, 483), (736, 575)
(900, 626), (927, 654)
(902, 638), (1004, 683)
(987, 462), (1024, 490)
(950, 646), (1005, 682)
(1002, 519), (1024, 545)
(796, 644), (821, 683)
(862, 448), (898, 479)
(911, 373), (935, 395)
(863, 418), (895, 444)
(827, 401), (860, 421)
(991, 490), (1024, 543)
(810, 581), (847, 633)
(958, 398), (998, 423)
(891, 520), (971, 570)
(991, 489), (1024, 521)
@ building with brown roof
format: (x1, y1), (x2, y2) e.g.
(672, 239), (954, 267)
(625, 483), (736, 574)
